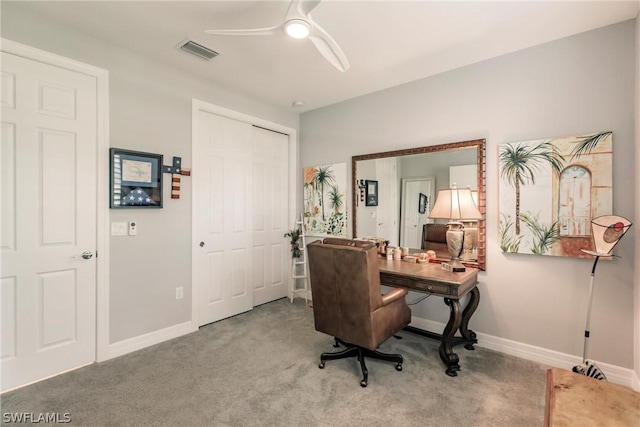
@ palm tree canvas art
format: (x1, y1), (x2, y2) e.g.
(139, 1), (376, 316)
(303, 163), (347, 237)
(498, 131), (613, 258)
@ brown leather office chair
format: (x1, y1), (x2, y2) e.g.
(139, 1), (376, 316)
(421, 223), (449, 255)
(307, 238), (411, 387)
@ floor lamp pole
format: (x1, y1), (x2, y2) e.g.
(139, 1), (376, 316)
(582, 256), (600, 363)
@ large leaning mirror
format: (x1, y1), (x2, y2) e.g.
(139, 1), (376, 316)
(352, 139), (486, 270)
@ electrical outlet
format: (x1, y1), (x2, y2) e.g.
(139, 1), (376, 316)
(175, 286), (184, 300)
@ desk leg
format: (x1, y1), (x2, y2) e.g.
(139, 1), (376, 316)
(460, 287), (480, 350)
(440, 298), (462, 377)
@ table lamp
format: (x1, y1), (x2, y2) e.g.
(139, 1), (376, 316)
(428, 184), (482, 272)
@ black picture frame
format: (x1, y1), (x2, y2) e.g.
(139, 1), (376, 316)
(365, 180), (378, 206)
(418, 193), (428, 214)
(110, 148), (163, 208)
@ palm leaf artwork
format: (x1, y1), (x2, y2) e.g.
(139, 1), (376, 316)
(499, 141), (565, 235)
(520, 212), (561, 255)
(499, 213), (523, 253)
(570, 131), (612, 161)
(314, 166), (336, 221)
(328, 185), (344, 214)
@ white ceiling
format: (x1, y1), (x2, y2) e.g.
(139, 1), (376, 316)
(11, 1), (639, 113)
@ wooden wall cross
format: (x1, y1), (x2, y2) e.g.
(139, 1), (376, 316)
(162, 156), (191, 199)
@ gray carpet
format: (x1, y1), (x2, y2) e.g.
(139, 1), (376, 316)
(1, 298), (547, 426)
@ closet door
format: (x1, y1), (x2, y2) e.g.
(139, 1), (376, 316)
(194, 112), (290, 326)
(194, 112), (253, 326)
(251, 127), (289, 306)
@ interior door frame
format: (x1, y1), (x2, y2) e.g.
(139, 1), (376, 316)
(1, 39), (111, 363)
(191, 99), (298, 330)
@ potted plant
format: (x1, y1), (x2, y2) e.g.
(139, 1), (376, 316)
(284, 228), (302, 258)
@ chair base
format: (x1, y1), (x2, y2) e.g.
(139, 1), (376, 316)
(318, 338), (403, 387)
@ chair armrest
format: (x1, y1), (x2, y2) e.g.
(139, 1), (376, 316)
(381, 288), (408, 306)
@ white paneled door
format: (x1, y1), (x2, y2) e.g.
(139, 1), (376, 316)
(194, 110), (289, 326)
(375, 158), (399, 246)
(194, 112), (253, 325)
(400, 178), (434, 249)
(250, 127), (288, 306)
(1, 52), (98, 391)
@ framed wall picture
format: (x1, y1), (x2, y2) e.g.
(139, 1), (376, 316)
(418, 193), (427, 214)
(303, 162), (348, 237)
(498, 131), (612, 258)
(110, 148), (163, 208)
(365, 180), (378, 206)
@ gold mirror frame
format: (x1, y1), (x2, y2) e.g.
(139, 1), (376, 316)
(352, 139), (486, 270)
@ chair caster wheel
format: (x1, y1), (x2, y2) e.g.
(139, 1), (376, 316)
(360, 380), (367, 387)
(319, 361), (325, 369)
(396, 363), (402, 371)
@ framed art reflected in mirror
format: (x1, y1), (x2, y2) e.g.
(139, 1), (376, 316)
(365, 180), (378, 206)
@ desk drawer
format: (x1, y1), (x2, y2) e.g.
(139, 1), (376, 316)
(381, 273), (452, 296)
(411, 281), (452, 295)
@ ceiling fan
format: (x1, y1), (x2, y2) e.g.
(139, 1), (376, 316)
(205, 0), (350, 72)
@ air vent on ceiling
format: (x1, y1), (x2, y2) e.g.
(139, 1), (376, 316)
(179, 39), (219, 61)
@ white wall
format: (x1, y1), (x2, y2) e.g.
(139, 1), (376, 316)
(1, 4), (299, 344)
(634, 14), (640, 387)
(301, 21), (637, 368)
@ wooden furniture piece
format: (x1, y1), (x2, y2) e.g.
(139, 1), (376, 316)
(544, 368), (640, 426)
(377, 258), (479, 376)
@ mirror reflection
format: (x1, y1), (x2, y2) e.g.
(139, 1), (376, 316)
(352, 139), (486, 270)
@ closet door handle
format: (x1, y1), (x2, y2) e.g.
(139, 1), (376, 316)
(199, 241), (205, 247)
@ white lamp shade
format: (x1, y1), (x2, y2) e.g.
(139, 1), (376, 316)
(429, 187), (482, 220)
(588, 215), (632, 256)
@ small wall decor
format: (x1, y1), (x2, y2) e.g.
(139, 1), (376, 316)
(303, 162), (348, 237)
(498, 131), (613, 258)
(110, 148), (163, 208)
(418, 193), (428, 214)
(365, 180), (378, 207)
(162, 156), (191, 199)
(357, 179), (366, 203)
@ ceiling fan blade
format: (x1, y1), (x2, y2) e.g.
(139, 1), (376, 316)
(205, 25), (280, 37)
(308, 21), (350, 72)
(296, 0), (322, 17)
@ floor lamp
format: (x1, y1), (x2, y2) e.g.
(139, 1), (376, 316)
(428, 184), (482, 272)
(574, 215), (632, 381)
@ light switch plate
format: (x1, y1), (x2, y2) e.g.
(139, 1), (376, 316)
(111, 222), (127, 236)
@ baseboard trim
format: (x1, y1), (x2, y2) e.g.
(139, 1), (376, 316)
(632, 371), (640, 391)
(105, 321), (196, 361)
(409, 316), (637, 389)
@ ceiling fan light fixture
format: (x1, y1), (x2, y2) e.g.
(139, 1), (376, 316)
(284, 19), (311, 39)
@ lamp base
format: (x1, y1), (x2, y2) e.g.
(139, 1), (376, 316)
(446, 222), (466, 273)
(443, 258), (466, 273)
